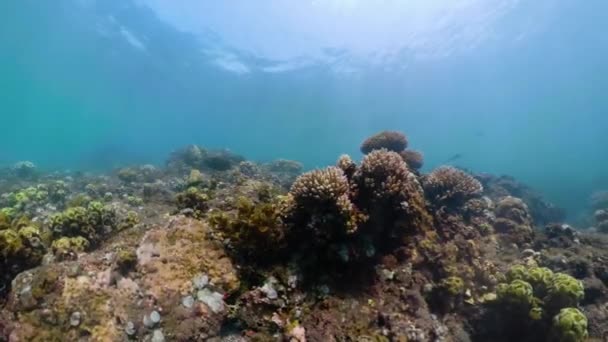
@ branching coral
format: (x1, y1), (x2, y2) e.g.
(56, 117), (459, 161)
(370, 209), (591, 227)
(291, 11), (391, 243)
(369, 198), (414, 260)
(399, 150), (424, 170)
(352, 149), (431, 237)
(360, 131), (408, 154)
(336, 154), (357, 180)
(493, 196), (535, 244)
(423, 166), (483, 206)
(285, 166), (363, 237)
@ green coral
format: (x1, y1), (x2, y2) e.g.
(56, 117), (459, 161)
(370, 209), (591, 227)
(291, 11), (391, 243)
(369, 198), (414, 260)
(440, 276), (465, 296)
(505, 264), (528, 282)
(546, 273), (585, 310)
(118, 211), (139, 231)
(0, 225), (46, 292)
(50, 202), (117, 247)
(115, 249), (137, 274)
(175, 186), (211, 219)
(552, 308), (588, 342)
(529, 306), (544, 320)
(526, 267), (554, 293)
(117, 167), (139, 183)
(496, 279), (534, 307)
(51, 236), (90, 260)
(489, 264), (588, 341)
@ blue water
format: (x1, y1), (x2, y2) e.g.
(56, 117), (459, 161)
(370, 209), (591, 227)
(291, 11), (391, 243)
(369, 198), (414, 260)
(1, 0), (607, 219)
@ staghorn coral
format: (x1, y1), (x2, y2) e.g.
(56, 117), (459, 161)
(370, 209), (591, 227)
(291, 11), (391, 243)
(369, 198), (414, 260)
(360, 131), (408, 154)
(400, 150), (424, 170)
(423, 166), (483, 206)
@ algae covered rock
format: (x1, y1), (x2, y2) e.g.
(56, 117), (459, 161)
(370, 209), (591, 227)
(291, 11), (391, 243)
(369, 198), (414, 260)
(0, 225), (45, 294)
(1, 216), (239, 341)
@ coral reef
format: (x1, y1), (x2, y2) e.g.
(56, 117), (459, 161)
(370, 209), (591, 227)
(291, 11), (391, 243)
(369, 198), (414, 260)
(2, 137), (608, 341)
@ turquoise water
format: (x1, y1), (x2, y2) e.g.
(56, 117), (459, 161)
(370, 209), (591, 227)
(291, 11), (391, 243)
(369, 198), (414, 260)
(1, 0), (607, 219)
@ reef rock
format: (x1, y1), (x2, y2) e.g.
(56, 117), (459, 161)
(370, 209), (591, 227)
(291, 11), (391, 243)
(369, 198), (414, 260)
(0, 216), (238, 341)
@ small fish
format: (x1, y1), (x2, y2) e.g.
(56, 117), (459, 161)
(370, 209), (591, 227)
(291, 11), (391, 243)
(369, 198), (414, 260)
(444, 154), (463, 163)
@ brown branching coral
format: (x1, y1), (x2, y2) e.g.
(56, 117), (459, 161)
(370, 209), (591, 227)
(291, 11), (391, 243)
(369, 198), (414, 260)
(423, 166), (483, 206)
(352, 149), (431, 234)
(336, 154), (357, 180)
(360, 131), (408, 154)
(493, 196), (534, 245)
(285, 167), (364, 237)
(400, 150), (424, 170)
